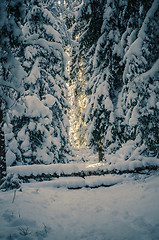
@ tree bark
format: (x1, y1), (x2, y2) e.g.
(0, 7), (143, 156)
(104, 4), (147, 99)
(98, 149), (103, 162)
(0, 99), (6, 182)
(98, 140), (104, 162)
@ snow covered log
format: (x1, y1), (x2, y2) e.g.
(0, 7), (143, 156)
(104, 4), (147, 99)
(7, 160), (159, 182)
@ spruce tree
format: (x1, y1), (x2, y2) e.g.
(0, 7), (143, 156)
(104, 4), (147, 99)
(70, 0), (159, 161)
(0, 0), (26, 180)
(118, 0), (159, 158)
(72, 0), (126, 157)
(6, 0), (70, 165)
(69, 0), (105, 148)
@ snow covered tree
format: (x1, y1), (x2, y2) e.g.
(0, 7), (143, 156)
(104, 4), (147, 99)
(6, 0), (71, 165)
(71, 0), (126, 157)
(0, 0), (26, 181)
(69, 0), (158, 162)
(84, 0), (123, 157)
(118, 0), (159, 158)
(69, 0), (105, 148)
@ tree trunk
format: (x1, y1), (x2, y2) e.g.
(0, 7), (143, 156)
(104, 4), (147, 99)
(0, 99), (6, 183)
(98, 140), (104, 162)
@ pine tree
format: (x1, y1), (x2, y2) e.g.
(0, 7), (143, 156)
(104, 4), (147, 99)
(118, 0), (159, 158)
(73, 0), (126, 158)
(0, 0), (26, 181)
(69, 0), (159, 161)
(69, 0), (105, 148)
(84, 0), (122, 157)
(6, 0), (70, 165)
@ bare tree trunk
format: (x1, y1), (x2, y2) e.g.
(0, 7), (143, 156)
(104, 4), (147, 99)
(98, 149), (103, 162)
(98, 140), (104, 162)
(0, 99), (6, 182)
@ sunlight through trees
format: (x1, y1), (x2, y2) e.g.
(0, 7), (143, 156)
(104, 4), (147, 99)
(0, 0), (158, 181)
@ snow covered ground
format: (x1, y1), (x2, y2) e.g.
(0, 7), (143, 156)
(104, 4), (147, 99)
(0, 172), (159, 240)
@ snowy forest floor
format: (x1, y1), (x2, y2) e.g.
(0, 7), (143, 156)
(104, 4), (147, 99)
(0, 169), (159, 240)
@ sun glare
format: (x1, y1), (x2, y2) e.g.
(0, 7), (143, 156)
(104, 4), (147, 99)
(65, 46), (88, 147)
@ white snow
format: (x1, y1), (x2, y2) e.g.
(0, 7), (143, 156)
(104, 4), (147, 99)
(138, 0), (159, 39)
(138, 58), (159, 81)
(127, 29), (138, 46)
(27, 58), (41, 84)
(104, 97), (113, 111)
(0, 172), (159, 240)
(103, 5), (113, 22)
(43, 24), (62, 43)
(7, 153), (159, 179)
(6, 150), (16, 167)
(42, 94), (56, 108)
(25, 95), (51, 120)
(124, 37), (143, 60)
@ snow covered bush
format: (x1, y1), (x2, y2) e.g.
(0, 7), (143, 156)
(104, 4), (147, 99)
(0, 173), (21, 191)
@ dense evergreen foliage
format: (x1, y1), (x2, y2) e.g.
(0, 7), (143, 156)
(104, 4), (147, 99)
(70, 0), (159, 159)
(7, 0), (70, 165)
(1, 0), (71, 171)
(0, 0), (158, 180)
(0, 0), (26, 180)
